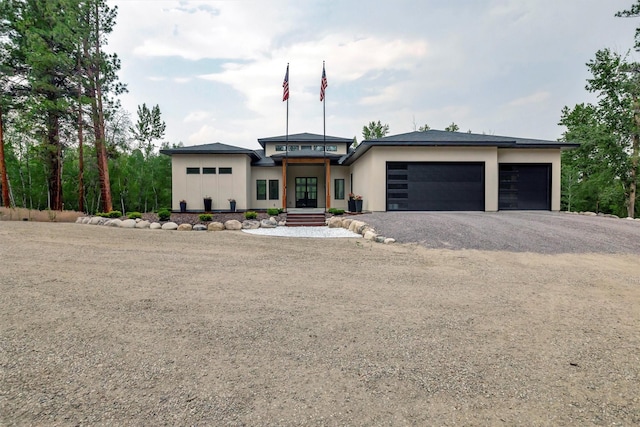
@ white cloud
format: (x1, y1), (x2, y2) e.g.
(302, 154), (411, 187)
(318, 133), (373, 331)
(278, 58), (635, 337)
(508, 91), (552, 107)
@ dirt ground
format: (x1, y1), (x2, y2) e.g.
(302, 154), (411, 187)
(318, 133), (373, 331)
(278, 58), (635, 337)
(1, 222), (639, 426)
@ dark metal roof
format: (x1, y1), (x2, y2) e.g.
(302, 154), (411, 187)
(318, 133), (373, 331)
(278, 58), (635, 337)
(257, 132), (353, 148)
(342, 130), (579, 165)
(160, 142), (261, 161)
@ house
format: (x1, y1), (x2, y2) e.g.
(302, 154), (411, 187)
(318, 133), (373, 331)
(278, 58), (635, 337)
(159, 130), (578, 212)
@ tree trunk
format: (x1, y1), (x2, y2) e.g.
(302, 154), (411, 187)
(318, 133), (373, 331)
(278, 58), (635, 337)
(630, 133), (638, 218)
(0, 105), (11, 207)
(46, 111), (63, 210)
(77, 95), (85, 212)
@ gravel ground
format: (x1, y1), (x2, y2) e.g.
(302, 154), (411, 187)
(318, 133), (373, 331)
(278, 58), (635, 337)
(242, 226), (361, 238)
(1, 221), (639, 425)
(364, 211), (640, 254)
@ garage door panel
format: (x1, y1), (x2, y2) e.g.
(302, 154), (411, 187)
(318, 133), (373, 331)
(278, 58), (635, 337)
(387, 162), (484, 211)
(499, 164), (551, 210)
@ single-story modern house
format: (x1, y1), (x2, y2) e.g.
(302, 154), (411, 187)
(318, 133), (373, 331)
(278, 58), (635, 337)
(160, 130), (578, 212)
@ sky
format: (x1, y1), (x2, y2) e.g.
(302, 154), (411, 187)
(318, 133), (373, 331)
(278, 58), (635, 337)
(107, 0), (639, 150)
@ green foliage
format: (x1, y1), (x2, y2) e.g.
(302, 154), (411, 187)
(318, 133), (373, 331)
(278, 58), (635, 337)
(418, 123), (430, 132)
(328, 208), (344, 215)
(199, 213), (213, 222)
(95, 210), (121, 218)
(266, 208), (280, 216)
(444, 122), (460, 132)
(362, 120), (390, 140)
(157, 208), (171, 221)
(244, 211), (257, 219)
(127, 211), (142, 219)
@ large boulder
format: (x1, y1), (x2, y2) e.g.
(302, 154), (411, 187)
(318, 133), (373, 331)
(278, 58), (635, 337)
(120, 219), (136, 228)
(260, 218), (277, 228)
(177, 223), (193, 231)
(208, 222), (225, 231)
(224, 220), (242, 230)
(82, 217), (92, 224)
(348, 220), (367, 234)
(108, 219), (122, 227)
(161, 222), (178, 230)
(341, 218), (353, 229)
(363, 230), (377, 241)
(242, 220), (260, 229)
(76, 217), (85, 224)
(327, 217), (343, 228)
(135, 220), (150, 229)
(89, 216), (103, 225)
(193, 224), (207, 231)
(383, 238), (396, 244)
(149, 222), (162, 230)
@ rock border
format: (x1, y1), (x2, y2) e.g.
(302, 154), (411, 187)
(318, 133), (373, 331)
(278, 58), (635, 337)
(75, 214), (397, 244)
(564, 211), (640, 221)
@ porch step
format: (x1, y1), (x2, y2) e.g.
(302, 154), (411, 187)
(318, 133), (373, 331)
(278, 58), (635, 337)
(285, 213), (327, 227)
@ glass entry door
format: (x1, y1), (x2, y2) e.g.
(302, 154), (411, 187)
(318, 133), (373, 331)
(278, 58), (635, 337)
(295, 177), (318, 208)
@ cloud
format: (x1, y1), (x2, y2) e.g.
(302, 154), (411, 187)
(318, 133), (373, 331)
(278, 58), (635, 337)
(508, 91), (551, 107)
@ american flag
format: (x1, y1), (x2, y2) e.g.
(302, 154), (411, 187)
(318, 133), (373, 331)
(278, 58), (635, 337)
(282, 64), (289, 102)
(320, 64), (327, 101)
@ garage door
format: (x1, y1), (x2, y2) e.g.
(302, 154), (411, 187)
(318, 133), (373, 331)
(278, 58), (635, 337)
(387, 162), (485, 211)
(499, 164), (551, 210)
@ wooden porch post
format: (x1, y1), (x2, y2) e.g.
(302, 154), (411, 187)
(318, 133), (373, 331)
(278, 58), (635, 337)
(282, 158), (287, 210)
(325, 159), (331, 210)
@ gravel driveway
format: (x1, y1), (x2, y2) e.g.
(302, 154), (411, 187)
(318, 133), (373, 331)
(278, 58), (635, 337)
(364, 211), (640, 254)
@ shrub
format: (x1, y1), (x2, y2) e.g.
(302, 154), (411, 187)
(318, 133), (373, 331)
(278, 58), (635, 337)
(95, 211), (107, 218)
(157, 209), (171, 221)
(266, 208), (280, 216)
(328, 208), (344, 215)
(127, 211), (142, 219)
(106, 210), (122, 218)
(244, 211), (257, 219)
(199, 213), (213, 222)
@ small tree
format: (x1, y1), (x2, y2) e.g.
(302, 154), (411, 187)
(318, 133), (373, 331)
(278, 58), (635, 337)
(444, 122), (460, 132)
(362, 120), (389, 140)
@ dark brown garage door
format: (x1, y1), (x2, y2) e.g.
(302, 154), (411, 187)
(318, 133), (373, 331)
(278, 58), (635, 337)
(386, 162), (485, 211)
(499, 164), (551, 210)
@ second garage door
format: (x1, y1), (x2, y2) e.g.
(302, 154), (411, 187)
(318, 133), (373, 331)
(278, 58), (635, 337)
(387, 162), (485, 211)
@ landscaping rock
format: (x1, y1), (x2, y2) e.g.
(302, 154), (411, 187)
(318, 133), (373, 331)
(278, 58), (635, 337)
(342, 218), (353, 229)
(208, 222), (225, 231)
(193, 224), (207, 231)
(278, 221), (286, 226)
(76, 217), (85, 224)
(383, 238), (396, 244)
(177, 223), (192, 231)
(120, 219), (136, 228)
(89, 216), (103, 225)
(149, 222), (162, 230)
(108, 219), (122, 227)
(224, 220), (242, 230)
(375, 236), (386, 243)
(349, 220), (367, 234)
(242, 220), (260, 229)
(327, 217), (343, 228)
(260, 218), (277, 228)
(161, 222), (178, 230)
(135, 220), (150, 229)
(363, 230), (377, 240)
(82, 217), (91, 224)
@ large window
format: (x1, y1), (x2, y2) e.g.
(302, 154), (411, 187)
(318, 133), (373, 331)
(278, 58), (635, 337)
(186, 167), (200, 174)
(275, 145), (286, 152)
(326, 145), (337, 152)
(269, 180), (279, 200)
(219, 167), (232, 174)
(335, 178), (345, 200)
(257, 180), (267, 200)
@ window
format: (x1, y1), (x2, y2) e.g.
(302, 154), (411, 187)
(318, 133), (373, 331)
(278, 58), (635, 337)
(219, 167), (232, 174)
(203, 167), (216, 174)
(326, 145), (337, 152)
(275, 145), (286, 152)
(301, 145), (312, 150)
(288, 145), (299, 151)
(335, 179), (345, 200)
(314, 145), (324, 151)
(269, 180), (279, 200)
(257, 180), (267, 200)
(186, 167), (200, 174)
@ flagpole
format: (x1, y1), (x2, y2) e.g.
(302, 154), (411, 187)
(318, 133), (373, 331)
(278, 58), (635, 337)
(283, 63), (289, 212)
(323, 61), (326, 210)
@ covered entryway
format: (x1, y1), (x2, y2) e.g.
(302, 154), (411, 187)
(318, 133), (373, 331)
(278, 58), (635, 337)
(386, 162), (485, 211)
(499, 164), (551, 210)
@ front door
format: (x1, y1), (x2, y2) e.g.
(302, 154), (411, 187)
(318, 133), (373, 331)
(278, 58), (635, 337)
(295, 177), (318, 208)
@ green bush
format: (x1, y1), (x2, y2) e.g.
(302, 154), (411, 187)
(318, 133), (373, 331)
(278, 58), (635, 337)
(266, 208), (280, 216)
(95, 212), (107, 218)
(158, 209), (171, 221)
(107, 210), (122, 218)
(328, 208), (344, 215)
(199, 213), (213, 222)
(127, 211), (142, 219)
(244, 211), (257, 220)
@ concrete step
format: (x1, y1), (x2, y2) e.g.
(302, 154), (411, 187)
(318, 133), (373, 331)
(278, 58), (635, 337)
(285, 213), (327, 227)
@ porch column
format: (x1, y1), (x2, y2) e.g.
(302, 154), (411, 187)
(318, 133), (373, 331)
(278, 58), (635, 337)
(282, 158), (287, 210)
(325, 158), (331, 210)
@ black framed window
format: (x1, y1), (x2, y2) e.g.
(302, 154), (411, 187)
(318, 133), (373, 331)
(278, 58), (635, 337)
(334, 179), (345, 199)
(186, 167), (200, 174)
(203, 167), (216, 174)
(269, 180), (279, 200)
(257, 180), (267, 200)
(219, 167), (232, 174)
(275, 145), (286, 152)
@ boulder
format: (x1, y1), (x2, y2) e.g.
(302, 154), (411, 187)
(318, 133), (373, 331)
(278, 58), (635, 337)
(193, 224), (207, 231)
(383, 238), (396, 244)
(177, 223), (193, 231)
(82, 217), (92, 224)
(375, 236), (386, 243)
(161, 222), (178, 230)
(581, 211), (597, 216)
(224, 220), (242, 230)
(260, 218), (277, 228)
(242, 220), (260, 229)
(89, 216), (103, 225)
(363, 230), (377, 241)
(135, 220), (150, 229)
(108, 219), (122, 227)
(342, 218), (353, 229)
(327, 217), (343, 228)
(349, 220), (367, 234)
(120, 219), (136, 228)
(208, 222), (225, 231)
(149, 222), (162, 230)
(76, 217), (85, 224)
(278, 221), (286, 226)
